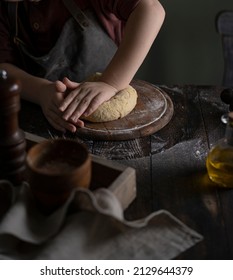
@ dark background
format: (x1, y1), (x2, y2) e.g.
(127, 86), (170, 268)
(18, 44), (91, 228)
(136, 0), (233, 86)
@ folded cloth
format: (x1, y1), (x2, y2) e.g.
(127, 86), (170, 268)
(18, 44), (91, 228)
(0, 180), (203, 260)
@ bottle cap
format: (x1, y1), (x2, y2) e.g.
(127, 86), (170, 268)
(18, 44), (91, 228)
(221, 88), (233, 104)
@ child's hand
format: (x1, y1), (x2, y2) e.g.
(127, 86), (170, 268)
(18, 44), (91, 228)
(39, 80), (78, 132)
(59, 77), (118, 125)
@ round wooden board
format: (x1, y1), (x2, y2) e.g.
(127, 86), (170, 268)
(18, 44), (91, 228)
(76, 80), (174, 140)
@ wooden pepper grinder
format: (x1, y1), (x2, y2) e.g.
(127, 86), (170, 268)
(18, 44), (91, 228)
(0, 69), (26, 185)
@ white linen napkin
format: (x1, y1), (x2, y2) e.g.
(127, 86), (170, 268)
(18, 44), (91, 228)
(0, 180), (203, 260)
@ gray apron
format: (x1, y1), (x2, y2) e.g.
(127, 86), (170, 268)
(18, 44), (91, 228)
(9, 1), (117, 82)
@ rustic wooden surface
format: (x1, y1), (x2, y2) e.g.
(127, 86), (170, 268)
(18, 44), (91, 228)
(19, 84), (232, 259)
(73, 80), (174, 140)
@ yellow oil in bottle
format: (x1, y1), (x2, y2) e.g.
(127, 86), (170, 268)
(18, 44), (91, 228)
(206, 112), (233, 188)
(206, 144), (233, 188)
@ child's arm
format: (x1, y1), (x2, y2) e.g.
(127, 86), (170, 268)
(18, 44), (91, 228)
(59, 0), (165, 124)
(0, 62), (78, 132)
(101, 0), (165, 90)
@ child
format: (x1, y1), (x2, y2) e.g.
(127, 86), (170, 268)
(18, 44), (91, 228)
(0, 0), (165, 132)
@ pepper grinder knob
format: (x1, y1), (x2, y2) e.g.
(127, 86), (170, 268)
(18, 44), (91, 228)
(1, 69), (7, 79)
(0, 69), (26, 185)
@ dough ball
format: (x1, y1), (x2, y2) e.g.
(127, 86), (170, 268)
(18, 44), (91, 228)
(82, 73), (138, 123)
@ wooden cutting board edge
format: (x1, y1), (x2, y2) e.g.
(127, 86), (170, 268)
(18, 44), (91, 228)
(76, 89), (174, 141)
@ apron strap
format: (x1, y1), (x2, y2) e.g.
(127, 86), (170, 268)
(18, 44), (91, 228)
(6, 2), (31, 71)
(62, 0), (90, 31)
(6, 2), (18, 42)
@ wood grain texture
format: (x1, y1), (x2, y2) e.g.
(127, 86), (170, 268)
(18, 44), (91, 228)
(150, 85), (229, 259)
(19, 84), (233, 259)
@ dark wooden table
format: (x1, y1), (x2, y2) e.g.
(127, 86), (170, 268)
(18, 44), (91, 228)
(19, 84), (232, 260)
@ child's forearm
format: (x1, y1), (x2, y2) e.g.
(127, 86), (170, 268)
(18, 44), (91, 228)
(0, 63), (78, 132)
(0, 63), (54, 106)
(100, 0), (165, 90)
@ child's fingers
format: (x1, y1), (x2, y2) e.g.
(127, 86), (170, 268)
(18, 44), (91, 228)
(59, 90), (79, 112)
(55, 80), (66, 93)
(62, 77), (79, 89)
(70, 118), (85, 128)
(49, 114), (77, 133)
(59, 80), (82, 112)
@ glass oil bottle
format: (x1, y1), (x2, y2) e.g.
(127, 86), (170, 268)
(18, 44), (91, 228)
(206, 112), (233, 188)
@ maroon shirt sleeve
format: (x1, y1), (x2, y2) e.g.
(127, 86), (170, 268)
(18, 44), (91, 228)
(90, 0), (141, 45)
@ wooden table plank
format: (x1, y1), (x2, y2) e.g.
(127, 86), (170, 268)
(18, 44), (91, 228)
(197, 86), (233, 259)
(19, 100), (95, 151)
(18, 84), (233, 259)
(91, 136), (151, 160)
(150, 86), (190, 154)
(150, 85), (231, 259)
(120, 157), (152, 220)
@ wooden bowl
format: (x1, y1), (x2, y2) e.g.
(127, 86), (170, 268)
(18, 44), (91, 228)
(26, 139), (91, 214)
